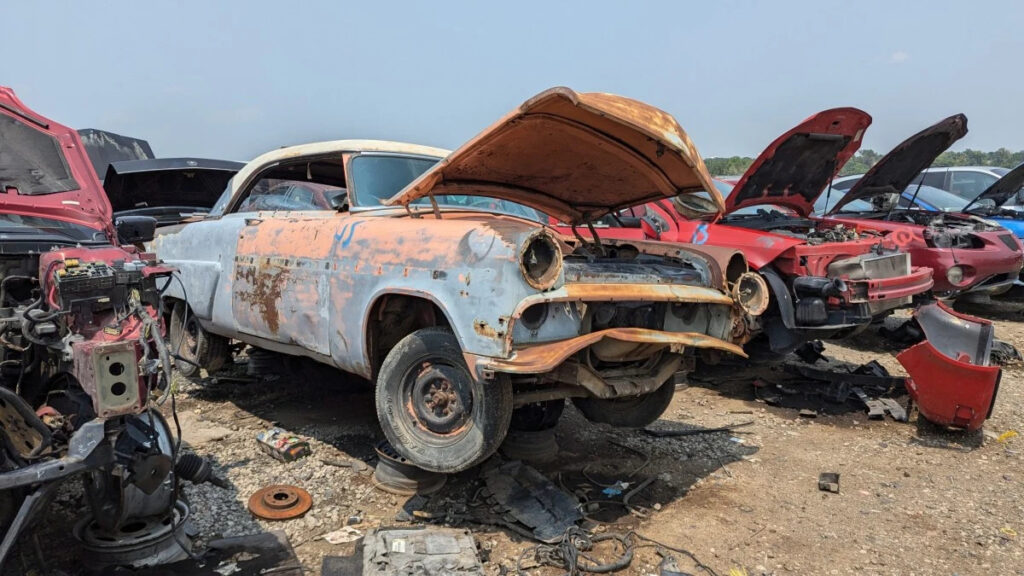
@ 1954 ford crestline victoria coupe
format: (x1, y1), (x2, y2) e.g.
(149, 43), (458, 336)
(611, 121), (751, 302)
(153, 87), (767, 472)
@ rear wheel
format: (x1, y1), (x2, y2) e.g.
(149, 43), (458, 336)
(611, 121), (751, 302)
(375, 327), (512, 473)
(169, 303), (231, 378)
(572, 381), (675, 428)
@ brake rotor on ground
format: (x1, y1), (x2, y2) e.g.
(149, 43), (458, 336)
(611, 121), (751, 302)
(248, 484), (312, 520)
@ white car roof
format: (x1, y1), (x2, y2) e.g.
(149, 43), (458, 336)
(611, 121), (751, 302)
(231, 139), (451, 195)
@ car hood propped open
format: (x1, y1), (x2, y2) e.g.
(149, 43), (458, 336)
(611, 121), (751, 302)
(0, 87), (114, 233)
(963, 162), (1024, 211)
(384, 86), (721, 225)
(724, 108), (872, 217)
(104, 158), (244, 213)
(828, 114), (968, 214)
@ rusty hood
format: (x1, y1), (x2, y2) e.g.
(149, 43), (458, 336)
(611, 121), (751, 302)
(724, 108), (871, 217)
(383, 86), (722, 225)
(829, 114), (968, 214)
(0, 87), (114, 233)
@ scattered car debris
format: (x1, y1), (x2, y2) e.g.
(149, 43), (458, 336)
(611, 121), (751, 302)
(818, 472), (841, 494)
(321, 526), (363, 545)
(98, 531), (302, 576)
(990, 338), (1022, 365)
(247, 485), (313, 521)
(898, 302), (1000, 430)
(362, 527), (483, 575)
(321, 457), (371, 474)
(482, 460), (582, 543)
(372, 440), (447, 496)
(256, 428), (312, 462)
(74, 499), (193, 569)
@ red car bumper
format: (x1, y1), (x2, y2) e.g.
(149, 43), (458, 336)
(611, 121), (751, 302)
(898, 302), (1000, 431)
(846, 265), (934, 304)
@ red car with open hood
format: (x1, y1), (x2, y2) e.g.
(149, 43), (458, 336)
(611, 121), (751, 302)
(552, 108), (934, 354)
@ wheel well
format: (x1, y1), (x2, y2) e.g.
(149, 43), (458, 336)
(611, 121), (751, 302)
(367, 294), (451, 377)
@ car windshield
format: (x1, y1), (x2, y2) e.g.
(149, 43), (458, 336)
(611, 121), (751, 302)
(821, 185), (971, 215)
(349, 154), (543, 220)
(0, 213), (106, 242)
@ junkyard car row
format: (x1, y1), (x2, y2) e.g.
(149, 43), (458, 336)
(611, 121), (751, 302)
(0, 85), (1021, 569)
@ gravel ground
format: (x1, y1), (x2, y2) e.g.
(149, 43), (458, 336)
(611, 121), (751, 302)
(8, 299), (1024, 575)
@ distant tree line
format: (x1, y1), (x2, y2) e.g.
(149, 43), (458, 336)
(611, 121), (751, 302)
(704, 148), (1024, 178)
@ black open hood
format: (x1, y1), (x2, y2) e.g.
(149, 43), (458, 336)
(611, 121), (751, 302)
(828, 114), (968, 214)
(963, 162), (1024, 211)
(78, 129), (155, 181)
(104, 158), (244, 217)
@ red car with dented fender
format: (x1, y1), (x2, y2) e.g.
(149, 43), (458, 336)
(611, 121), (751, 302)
(821, 114), (1024, 297)
(554, 108), (934, 354)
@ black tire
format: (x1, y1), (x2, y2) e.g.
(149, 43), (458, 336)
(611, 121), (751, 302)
(375, 327), (512, 473)
(510, 399), (565, 431)
(169, 302), (231, 378)
(572, 381), (675, 428)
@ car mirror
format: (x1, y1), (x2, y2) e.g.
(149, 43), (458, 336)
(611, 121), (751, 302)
(1015, 189), (1024, 205)
(115, 215), (157, 244)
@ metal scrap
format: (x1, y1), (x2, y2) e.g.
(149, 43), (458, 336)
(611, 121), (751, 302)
(482, 460), (582, 543)
(362, 527), (483, 575)
(248, 485), (313, 521)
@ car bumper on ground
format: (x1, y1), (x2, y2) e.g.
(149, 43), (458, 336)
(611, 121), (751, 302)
(897, 302), (1000, 431)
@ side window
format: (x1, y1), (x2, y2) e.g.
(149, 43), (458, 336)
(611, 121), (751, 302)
(236, 179), (334, 213)
(921, 171), (947, 189)
(949, 171), (997, 199)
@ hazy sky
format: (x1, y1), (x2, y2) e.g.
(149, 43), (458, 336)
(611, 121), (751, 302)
(6, 1), (1021, 161)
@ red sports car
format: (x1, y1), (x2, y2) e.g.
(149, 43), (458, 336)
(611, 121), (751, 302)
(820, 115), (1023, 297)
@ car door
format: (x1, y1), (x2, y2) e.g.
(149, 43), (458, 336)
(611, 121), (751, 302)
(230, 176), (344, 357)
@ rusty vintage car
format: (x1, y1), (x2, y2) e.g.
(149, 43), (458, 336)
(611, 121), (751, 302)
(153, 87), (765, 472)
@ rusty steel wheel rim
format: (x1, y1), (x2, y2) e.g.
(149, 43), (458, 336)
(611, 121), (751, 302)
(408, 362), (473, 435)
(248, 484), (312, 520)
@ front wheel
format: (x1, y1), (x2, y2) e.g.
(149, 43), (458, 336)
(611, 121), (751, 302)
(375, 327), (512, 473)
(572, 380), (675, 428)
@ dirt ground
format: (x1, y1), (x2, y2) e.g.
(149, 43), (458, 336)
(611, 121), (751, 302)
(12, 299), (1024, 576)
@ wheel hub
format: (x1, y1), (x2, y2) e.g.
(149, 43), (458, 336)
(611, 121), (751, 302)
(410, 364), (472, 434)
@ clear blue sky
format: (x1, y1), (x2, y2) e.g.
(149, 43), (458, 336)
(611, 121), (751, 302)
(6, 0), (1021, 161)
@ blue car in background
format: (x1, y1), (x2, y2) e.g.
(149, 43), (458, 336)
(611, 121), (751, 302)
(818, 164), (1024, 240)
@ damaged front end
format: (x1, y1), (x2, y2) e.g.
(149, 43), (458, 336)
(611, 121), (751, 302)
(898, 302), (1000, 431)
(0, 87), (194, 569)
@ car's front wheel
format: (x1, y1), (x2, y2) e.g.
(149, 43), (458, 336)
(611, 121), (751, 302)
(572, 380), (675, 428)
(375, 327), (512, 473)
(169, 302), (232, 378)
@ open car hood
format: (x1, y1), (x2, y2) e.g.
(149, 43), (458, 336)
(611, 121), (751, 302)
(383, 86), (721, 225)
(0, 87), (114, 233)
(78, 129), (155, 182)
(963, 162), (1024, 211)
(724, 108), (871, 217)
(828, 114), (967, 215)
(104, 158), (244, 214)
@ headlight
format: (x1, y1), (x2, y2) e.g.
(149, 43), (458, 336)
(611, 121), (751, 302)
(520, 231), (562, 291)
(946, 265), (964, 285)
(732, 271), (770, 316)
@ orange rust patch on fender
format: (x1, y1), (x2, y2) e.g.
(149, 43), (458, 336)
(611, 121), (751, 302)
(235, 259), (289, 334)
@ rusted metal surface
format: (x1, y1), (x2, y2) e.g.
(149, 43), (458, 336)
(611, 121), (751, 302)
(384, 86), (724, 224)
(467, 327), (745, 375)
(248, 485), (313, 520)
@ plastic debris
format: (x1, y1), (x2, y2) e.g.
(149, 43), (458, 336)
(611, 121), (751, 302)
(818, 472), (840, 493)
(997, 430), (1018, 443)
(322, 527), (363, 545)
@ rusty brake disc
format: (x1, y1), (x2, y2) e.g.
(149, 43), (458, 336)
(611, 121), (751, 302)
(247, 484), (312, 520)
